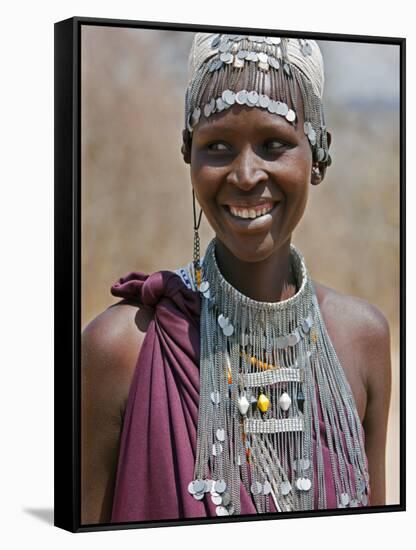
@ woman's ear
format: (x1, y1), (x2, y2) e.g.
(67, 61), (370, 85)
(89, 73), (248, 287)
(181, 129), (192, 164)
(311, 130), (332, 185)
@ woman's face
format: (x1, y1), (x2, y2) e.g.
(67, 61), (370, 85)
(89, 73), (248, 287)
(190, 100), (313, 263)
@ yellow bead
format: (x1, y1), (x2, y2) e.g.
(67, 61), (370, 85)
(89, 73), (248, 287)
(257, 393), (270, 413)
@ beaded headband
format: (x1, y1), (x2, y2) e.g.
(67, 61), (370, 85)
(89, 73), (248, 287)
(184, 33), (331, 166)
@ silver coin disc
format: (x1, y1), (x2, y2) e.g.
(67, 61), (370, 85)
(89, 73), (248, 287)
(263, 481), (272, 495)
(247, 90), (259, 105)
(236, 90), (248, 105)
(223, 90), (236, 105)
(223, 323), (234, 337)
(199, 281), (210, 293)
(302, 478), (311, 491)
(216, 97), (225, 112)
(218, 314), (228, 328)
(250, 481), (263, 495)
(188, 481), (196, 494)
(193, 479), (206, 493)
(281, 481), (292, 495)
(193, 492), (205, 500)
(211, 35), (221, 48)
(216, 506), (229, 516)
(286, 109), (296, 122)
(258, 94), (270, 108)
(215, 479), (227, 493)
(340, 492), (350, 505)
(216, 428), (226, 441)
(211, 494), (223, 505)
(212, 442), (223, 456)
(237, 49), (248, 59)
(203, 103), (211, 118)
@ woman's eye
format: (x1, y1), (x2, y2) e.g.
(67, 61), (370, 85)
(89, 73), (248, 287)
(207, 142), (228, 152)
(265, 140), (285, 151)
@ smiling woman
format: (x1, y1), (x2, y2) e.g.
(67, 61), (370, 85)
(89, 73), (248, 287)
(81, 31), (392, 525)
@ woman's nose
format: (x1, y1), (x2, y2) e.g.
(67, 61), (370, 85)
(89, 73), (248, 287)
(225, 147), (268, 191)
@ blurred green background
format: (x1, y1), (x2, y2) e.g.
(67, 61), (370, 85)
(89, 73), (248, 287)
(81, 27), (400, 504)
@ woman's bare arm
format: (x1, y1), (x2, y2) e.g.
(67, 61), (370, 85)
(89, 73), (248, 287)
(81, 302), (152, 524)
(362, 306), (392, 506)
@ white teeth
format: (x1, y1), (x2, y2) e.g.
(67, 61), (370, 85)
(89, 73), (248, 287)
(229, 204), (274, 219)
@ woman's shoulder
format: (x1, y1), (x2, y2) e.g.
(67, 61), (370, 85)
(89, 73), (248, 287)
(313, 281), (391, 389)
(82, 300), (154, 411)
(313, 281), (390, 338)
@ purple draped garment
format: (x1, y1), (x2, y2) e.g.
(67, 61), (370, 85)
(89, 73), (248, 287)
(109, 269), (370, 523)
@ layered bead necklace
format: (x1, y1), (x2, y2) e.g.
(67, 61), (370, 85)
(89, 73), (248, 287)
(185, 238), (370, 515)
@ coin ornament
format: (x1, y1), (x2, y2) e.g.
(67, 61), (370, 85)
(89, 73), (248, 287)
(199, 280), (211, 299)
(250, 481), (263, 495)
(280, 481), (292, 495)
(340, 492), (350, 506)
(215, 479), (227, 493)
(218, 312), (234, 336)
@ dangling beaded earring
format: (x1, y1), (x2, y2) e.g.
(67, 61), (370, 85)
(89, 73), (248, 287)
(311, 164), (322, 186)
(192, 189), (203, 289)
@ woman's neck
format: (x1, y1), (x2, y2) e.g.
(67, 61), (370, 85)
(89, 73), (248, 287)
(214, 239), (298, 303)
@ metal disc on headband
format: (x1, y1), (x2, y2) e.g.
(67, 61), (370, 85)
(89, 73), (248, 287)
(246, 52), (258, 62)
(258, 94), (270, 108)
(211, 35), (221, 48)
(268, 57), (280, 69)
(237, 49), (249, 59)
(193, 492), (205, 500)
(286, 109), (296, 122)
(247, 90), (259, 105)
(222, 90), (236, 105)
(258, 52), (268, 63)
(216, 506), (229, 516)
(219, 39), (230, 53)
(236, 90), (248, 105)
(216, 97), (225, 112)
(203, 103), (212, 118)
(220, 52), (233, 64)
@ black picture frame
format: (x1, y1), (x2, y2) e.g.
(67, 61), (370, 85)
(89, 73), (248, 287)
(54, 16), (406, 533)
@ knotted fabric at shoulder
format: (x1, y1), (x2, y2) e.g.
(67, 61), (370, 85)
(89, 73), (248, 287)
(111, 270), (200, 321)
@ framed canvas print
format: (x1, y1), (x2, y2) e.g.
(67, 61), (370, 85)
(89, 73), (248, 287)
(54, 16), (405, 532)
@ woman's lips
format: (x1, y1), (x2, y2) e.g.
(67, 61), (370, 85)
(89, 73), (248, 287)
(222, 201), (280, 232)
(227, 202), (275, 220)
